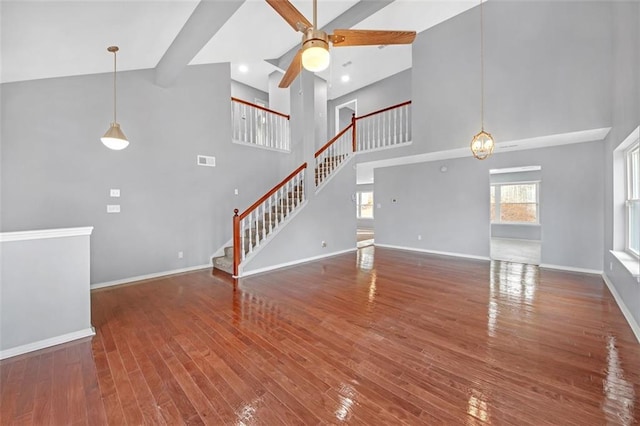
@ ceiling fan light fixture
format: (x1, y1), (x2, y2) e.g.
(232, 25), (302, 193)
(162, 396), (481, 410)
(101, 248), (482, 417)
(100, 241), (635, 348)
(301, 29), (330, 72)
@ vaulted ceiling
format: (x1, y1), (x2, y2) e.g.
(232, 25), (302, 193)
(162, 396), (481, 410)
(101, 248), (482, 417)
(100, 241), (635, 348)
(0, 0), (479, 99)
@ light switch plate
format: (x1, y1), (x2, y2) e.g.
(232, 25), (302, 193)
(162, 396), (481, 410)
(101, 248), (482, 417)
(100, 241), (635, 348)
(107, 205), (120, 213)
(110, 189), (120, 197)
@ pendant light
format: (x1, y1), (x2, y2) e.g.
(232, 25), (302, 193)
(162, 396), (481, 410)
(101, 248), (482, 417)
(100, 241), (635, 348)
(101, 46), (129, 150)
(470, 0), (494, 160)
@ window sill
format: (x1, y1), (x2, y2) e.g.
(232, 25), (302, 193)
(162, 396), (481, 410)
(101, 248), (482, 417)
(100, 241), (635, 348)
(490, 222), (541, 226)
(610, 250), (640, 279)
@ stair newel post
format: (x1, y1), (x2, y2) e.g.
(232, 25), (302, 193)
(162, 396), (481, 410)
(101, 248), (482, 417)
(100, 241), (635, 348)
(233, 209), (240, 276)
(351, 113), (357, 153)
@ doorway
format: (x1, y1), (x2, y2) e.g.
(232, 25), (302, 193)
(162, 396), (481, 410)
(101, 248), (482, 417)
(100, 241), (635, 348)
(489, 166), (542, 265)
(334, 99), (357, 136)
(356, 188), (374, 248)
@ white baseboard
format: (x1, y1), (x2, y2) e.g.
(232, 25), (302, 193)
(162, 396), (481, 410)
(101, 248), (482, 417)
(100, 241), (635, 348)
(602, 273), (640, 344)
(91, 264), (211, 290)
(539, 263), (602, 275)
(240, 248), (357, 277)
(374, 243), (490, 261)
(0, 327), (96, 360)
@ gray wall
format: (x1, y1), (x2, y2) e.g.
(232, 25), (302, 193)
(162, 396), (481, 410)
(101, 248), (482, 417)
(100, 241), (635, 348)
(1, 64), (291, 284)
(603, 1), (640, 328)
(230, 80), (268, 106)
(411, 1), (611, 154)
(243, 160), (357, 273)
(328, 69), (412, 138)
(375, 141), (604, 271)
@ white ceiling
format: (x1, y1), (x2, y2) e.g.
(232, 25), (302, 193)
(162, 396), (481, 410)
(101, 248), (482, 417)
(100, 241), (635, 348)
(0, 0), (479, 99)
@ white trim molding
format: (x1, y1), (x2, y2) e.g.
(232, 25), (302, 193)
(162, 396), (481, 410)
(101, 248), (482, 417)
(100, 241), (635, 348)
(610, 250), (640, 279)
(539, 263), (602, 275)
(239, 248), (357, 278)
(0, 226), (94, 242)
(375, 243), (490, 261)
(602, 274), (640, 344)
(91, 264), (211, 290)
(0, 327), (95, 360)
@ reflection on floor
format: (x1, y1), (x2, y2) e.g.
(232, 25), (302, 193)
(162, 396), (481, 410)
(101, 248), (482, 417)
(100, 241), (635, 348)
(357, 228), (374, 248)
(490, 237), (541, 265)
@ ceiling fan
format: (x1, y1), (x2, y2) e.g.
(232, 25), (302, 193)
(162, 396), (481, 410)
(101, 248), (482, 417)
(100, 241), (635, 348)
(266, 0), (417, 88)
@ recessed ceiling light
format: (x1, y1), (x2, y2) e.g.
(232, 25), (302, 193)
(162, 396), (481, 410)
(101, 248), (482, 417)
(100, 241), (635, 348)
(341, 75), (350, 83)
(238, 64), (249, 73)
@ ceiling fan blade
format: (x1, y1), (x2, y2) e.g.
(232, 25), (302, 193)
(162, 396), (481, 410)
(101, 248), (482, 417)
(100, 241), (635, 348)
(279, 49), (303, 88)
(266, 0), (312, 33)
(330, 29), (416, 47)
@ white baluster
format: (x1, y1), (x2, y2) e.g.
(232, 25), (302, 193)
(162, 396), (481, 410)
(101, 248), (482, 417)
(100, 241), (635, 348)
(263, 203), (268, 240)
(240, 217), (246, 260)
(405, 105), (409, 142)
(393, 108), (397, 145)
(382, 112), (386, 146)
(268, 196), (273, 232)
(243, 104), (248, 143)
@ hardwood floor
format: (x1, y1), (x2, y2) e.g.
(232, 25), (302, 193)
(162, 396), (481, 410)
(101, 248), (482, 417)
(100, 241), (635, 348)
(2, 246), (639, 425)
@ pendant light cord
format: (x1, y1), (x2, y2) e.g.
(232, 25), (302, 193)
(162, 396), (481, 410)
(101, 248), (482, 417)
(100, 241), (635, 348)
(113, 50), (117, 123)
(480, 0), (485, 131)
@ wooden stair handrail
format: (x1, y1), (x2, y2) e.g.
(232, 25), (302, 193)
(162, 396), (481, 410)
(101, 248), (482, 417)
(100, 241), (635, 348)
(231, 97), (290, 119)
(237, 163), (307, 221)
(315, 123), (354, 158)
(355, 100), (412, 121)
(233, 162), (307, 276)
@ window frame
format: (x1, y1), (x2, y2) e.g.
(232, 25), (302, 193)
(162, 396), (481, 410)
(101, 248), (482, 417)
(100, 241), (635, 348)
(625, 141), (639, 258)
(490, 181), (540, 225)
(356, 191), (374, 220)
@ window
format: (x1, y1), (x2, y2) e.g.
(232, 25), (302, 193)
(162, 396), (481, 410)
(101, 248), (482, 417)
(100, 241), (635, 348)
(626, 142), (639, 257)
(491, 183), (539, 224)
(357, 192), (374, 219)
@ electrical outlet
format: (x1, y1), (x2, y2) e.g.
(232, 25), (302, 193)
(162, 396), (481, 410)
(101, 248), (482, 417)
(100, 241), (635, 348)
(178, 251), (184, 259)
(234, 189), (239, 195)
(321, 241), (327, 248)
(418, 235), (422, 241)
(106, 205), (120, 213)
(110, 189), (120, 197)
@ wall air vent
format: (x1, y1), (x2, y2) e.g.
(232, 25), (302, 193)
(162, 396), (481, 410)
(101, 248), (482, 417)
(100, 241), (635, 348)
(197, 155), (216, 167)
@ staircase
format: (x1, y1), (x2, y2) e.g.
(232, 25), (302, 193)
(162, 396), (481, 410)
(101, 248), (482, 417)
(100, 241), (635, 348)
(315, 154), (348, 186)
(212, 177), (304, 275)
(213, 100), (412, 277)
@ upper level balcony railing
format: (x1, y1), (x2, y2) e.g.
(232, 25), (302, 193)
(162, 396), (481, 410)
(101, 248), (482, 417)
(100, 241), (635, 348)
(231, 97), (291, 152)
(355, 101), (412, 152)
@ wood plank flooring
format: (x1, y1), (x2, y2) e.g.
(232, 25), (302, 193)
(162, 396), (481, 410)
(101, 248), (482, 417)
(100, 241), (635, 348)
(2, 246), (640, 425)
